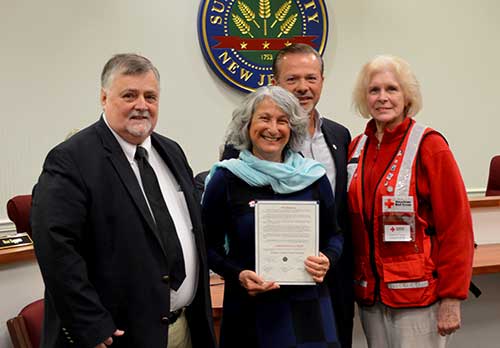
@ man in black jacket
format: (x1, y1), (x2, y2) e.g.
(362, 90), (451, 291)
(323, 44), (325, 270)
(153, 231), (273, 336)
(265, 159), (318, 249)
(32, 54), (215, 348)
(223, 44), (353, 347)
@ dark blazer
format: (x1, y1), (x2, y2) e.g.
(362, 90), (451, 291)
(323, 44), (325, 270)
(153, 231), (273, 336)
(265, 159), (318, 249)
(31, 118), (216, 348)
(221, 116), (354, 348)
(320, 118), (354, 348)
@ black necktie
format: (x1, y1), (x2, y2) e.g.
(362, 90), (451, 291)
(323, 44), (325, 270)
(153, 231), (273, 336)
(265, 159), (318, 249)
(135, 146), (186, 290)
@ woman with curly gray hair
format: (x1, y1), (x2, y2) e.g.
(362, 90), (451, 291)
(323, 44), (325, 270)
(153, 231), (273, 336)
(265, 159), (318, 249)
(202, 86), (343, 347)
(225, 85), (308, 156)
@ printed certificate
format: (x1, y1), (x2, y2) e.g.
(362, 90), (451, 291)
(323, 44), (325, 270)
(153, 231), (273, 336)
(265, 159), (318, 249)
(255, 201), (319, 285)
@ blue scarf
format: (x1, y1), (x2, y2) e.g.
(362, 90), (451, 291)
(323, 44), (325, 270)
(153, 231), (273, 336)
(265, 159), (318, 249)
(205, 149), (326, 194)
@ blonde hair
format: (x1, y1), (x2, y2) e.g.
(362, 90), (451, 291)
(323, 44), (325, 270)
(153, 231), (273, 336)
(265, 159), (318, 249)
(352, 55), (422, 118)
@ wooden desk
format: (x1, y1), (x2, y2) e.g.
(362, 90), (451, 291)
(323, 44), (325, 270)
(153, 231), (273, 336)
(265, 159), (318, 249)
(469, 196), (500, 208)
(210, 274), (224, 343)
(0, 244), (35, 265)
(473, 243), (500, 275)
(469, 197), (500, 246)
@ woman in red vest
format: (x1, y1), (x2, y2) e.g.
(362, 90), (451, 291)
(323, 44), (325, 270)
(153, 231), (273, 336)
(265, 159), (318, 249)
(348, 55), (474, 347)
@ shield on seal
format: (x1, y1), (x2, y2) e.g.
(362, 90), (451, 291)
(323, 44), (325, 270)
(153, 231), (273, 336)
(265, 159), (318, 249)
(197, 0), (329, 92)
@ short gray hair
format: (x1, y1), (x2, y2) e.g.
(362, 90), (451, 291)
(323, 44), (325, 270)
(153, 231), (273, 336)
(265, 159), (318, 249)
(352, 55), (422, 118)
(101, 53), (160, 90)
(225, 86), (308, 152)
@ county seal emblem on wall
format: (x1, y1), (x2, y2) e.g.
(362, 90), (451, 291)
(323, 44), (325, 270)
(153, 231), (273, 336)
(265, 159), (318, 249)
(197, 0), (329, 92)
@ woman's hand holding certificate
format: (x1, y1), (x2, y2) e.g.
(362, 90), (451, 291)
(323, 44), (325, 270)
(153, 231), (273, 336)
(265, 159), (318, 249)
(239, 270), (280, 296)
(304, 252), (330, 283)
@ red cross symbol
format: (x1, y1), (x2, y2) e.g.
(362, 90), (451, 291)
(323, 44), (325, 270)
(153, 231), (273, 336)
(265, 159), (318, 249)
(390, 226), (395, 232)
(385, 199), (395, 209)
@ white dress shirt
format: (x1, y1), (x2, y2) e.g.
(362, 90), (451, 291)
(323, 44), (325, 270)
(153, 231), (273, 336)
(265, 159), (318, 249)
(103, 115), (198, 311)
(300, 112), (337, 196)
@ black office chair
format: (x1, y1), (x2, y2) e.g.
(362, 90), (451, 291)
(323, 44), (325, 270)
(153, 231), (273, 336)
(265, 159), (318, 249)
(194, 170), (209, 200)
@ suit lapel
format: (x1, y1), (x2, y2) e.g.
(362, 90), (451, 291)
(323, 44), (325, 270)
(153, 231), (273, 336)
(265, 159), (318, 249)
(321, 124), (341, 172)
(95, 119), (167, 257)
(151, 134), (197, 211)
(152, 134), (205, 255)
(321, 123), (343, 203)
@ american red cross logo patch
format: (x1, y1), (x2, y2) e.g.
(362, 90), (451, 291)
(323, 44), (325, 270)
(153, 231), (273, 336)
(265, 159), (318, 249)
(384, 199), (395, 209)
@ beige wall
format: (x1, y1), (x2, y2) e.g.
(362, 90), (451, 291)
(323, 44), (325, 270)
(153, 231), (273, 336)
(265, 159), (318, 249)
(1, 2), (500, 345)
(1, 0), (500, 224)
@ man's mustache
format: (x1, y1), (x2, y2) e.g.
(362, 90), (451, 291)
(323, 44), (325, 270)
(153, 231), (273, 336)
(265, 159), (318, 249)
(128, 110), (151, 119)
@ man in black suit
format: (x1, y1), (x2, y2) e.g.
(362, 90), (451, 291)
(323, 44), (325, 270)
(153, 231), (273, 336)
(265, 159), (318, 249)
(32, 54), (215, 348)
(222, 44), (354, 347)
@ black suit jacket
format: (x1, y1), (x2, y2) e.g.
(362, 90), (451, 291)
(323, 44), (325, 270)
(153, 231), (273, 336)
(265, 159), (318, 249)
(320, 118), (355, 348)
(32, 118), (216, 348)
(221, 116), (354, 347)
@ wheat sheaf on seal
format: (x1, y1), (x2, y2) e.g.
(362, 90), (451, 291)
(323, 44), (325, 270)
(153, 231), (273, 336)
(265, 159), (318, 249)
(198, 0), (329, 92)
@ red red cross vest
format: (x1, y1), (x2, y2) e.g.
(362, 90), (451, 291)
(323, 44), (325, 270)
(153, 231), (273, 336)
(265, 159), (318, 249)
(347, 121), (439, 308)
